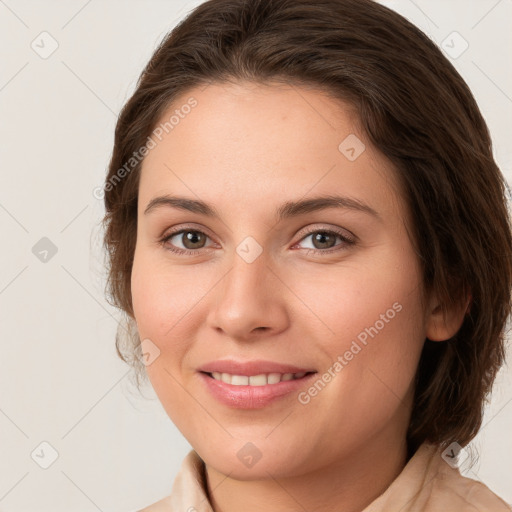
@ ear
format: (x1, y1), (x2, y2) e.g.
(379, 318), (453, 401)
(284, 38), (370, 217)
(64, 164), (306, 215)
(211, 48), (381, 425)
(425, 291), (471, 342)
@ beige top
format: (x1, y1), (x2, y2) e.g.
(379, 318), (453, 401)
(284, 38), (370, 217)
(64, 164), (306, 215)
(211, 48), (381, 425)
(139, 444), (511, 511)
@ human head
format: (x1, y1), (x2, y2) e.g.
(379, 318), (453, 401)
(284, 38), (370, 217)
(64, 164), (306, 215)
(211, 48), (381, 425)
(102, 0), (512, 456)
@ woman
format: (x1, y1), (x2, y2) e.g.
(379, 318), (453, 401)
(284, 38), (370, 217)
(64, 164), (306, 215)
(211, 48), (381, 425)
(101, 0), (512, 510)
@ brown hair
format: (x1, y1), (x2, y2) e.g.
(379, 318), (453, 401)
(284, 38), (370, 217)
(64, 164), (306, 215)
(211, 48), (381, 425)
(101, 0), (512, 452)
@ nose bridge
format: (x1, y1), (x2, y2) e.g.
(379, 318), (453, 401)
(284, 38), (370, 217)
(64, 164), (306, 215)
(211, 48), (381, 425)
(221, 243), (271, 306)
(218, 230), (270, 294)
(207, 240), (288, 339)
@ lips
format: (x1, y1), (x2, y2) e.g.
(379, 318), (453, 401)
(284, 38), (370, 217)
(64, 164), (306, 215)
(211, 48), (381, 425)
(209, 371), (308, 386)
(197, 359), (318, 409)
(198, 359), (316, 376)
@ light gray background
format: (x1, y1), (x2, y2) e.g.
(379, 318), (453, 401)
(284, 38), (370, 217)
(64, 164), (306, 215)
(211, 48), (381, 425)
(0, 1), (511, 511)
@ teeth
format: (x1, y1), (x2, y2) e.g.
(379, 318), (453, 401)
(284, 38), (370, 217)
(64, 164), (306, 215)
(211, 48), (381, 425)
(210, 371), (308, 385)
(249, 374), (267, 386)
(267, 373), (281, 384)
(231, 375), (249, 385)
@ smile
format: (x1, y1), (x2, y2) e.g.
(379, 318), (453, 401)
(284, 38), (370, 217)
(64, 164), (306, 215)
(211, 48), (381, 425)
(199, 370), (317, 409)
(208, 371), (309, 385)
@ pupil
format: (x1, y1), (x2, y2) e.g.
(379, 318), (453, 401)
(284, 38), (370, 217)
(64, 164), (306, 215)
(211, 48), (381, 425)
(180, 231), (336, 250)
(314, 232), (335, 249)
(184, 231), (205, 249)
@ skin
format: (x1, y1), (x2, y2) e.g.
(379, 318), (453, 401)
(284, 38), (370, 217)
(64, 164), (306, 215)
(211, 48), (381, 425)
(131, 81), (466, 512)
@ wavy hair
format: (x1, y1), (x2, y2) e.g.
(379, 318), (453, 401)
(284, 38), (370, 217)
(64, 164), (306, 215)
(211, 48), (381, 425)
(101, 0), (512, 453)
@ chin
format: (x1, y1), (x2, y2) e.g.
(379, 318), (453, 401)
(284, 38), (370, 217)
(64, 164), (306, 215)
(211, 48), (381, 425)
(196, 438), (315, 480)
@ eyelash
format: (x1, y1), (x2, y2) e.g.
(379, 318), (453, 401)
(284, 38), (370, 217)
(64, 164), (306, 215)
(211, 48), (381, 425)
(159, 225), (356, 257)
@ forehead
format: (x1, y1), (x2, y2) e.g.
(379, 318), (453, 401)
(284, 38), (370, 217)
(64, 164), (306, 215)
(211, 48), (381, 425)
(138, 81), (404, 224)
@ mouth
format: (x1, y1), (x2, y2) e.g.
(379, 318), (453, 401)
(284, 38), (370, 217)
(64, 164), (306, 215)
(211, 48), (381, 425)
(201, 371), (316, 386)
(198, 370), (318, 409)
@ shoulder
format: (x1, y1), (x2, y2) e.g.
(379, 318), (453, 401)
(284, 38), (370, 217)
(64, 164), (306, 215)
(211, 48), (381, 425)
(365, 444), (511, 512)
(137, 496), (173, 512)
(426, 454), (511, 511)
(136, 450), (211, 512)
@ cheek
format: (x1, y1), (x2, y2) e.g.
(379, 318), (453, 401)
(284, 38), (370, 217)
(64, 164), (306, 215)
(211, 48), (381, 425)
(131, 251), (199, 428)
(130, 248), (215, 389)
(294, 250), (425, 433)
(131, 247), (197, 344)
(292, 249), (424, 349)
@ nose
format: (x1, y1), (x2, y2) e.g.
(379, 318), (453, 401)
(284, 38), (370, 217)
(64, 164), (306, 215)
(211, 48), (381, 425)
(206, 248), (290, 342)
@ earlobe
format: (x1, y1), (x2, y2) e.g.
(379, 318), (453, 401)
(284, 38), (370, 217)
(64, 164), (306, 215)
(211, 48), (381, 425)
(425, 293), (471, 342)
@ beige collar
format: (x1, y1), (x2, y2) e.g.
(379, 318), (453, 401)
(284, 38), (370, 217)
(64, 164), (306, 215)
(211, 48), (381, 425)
(140, 443), (510, 511)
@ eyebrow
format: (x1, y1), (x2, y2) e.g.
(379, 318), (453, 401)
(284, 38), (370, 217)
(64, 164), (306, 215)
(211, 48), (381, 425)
(143, 194), (380, 221)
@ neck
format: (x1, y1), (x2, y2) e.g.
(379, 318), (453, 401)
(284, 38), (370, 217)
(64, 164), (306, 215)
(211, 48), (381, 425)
(204, 426), (409, 512)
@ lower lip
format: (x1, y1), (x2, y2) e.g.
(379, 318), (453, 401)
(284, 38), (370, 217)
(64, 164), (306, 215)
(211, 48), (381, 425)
(199, 372), (317, 409)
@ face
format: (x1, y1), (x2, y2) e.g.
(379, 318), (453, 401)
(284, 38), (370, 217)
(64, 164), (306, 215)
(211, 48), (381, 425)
(131, 80), (429, 479)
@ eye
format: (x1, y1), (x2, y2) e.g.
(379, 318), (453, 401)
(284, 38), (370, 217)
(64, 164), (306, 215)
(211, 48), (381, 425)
(160, 228), (215, 255)
(294, 228), (355, 255)
(159, 226), (356, 257)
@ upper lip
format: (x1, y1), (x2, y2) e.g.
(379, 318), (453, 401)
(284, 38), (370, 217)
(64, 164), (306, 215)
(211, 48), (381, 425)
(198, 359), (317, 376)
